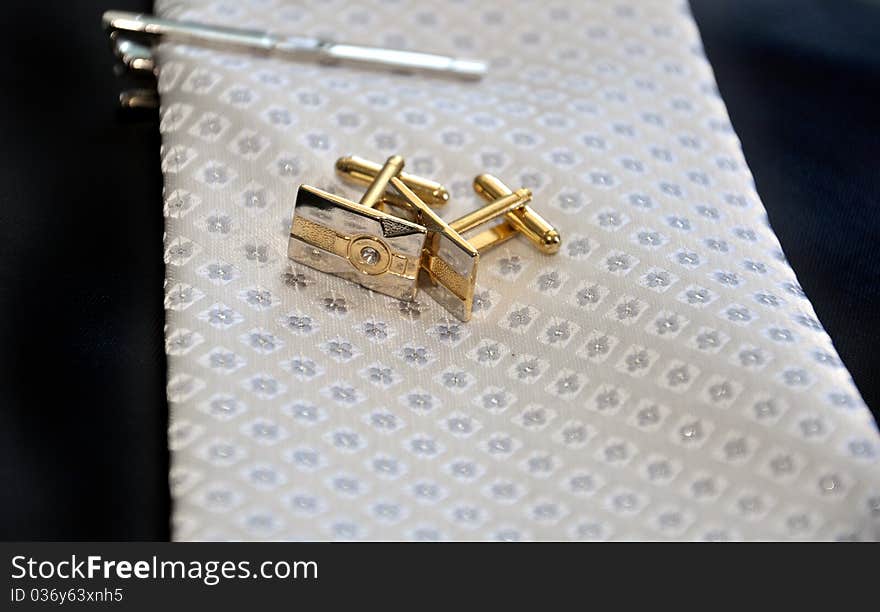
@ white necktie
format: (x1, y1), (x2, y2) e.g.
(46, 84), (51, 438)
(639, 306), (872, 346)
(157, 0), (880, 540)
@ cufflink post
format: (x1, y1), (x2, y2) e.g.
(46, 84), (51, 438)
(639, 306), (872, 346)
(473, 174), (561, 254)
(359, 155), (405, 208)
(335, 155), (449, 208)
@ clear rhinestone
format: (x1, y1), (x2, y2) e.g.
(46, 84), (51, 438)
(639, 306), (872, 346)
(359, 246), (380, 265)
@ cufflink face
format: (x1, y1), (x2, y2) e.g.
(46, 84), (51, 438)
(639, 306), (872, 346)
(385, 178), (480, 321)
(288, 185), (427, 301)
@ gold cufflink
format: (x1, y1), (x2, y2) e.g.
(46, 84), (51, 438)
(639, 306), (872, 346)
(379, 175), (560, 321)
(287, 155), (435, 301)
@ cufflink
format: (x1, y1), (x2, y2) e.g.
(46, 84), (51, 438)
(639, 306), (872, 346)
(287, 155), (430, 301)
(380, 175), (560, 321)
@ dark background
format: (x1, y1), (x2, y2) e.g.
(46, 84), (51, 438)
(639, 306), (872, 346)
(0, 0), (877, 540)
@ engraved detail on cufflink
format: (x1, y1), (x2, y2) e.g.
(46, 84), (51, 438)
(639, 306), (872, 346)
(287, 157), (427, 301)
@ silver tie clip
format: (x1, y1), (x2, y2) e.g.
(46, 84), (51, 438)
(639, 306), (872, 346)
(103, 11), (488, 81)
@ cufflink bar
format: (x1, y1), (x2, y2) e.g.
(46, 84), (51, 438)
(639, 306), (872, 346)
(287, 156), (428, 301)
(473, 174), (561, 254)
(335, 155), (450, 209)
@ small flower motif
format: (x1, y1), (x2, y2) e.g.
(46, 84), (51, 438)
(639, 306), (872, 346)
(322, 296), (347, 315)
(585, 336), (610, 358)
(366, 366), (394, 386)
(696, 331), (721, 350)
(167, 242), (193, 262)
(514, 359), (541, 379)
(667, 366), (691, 386)
(615, 300), (641, 320)
(598, 210), (623, 228)
(277, 157), (299, 177)
(433, 323), (462, 343)
(625, 350), (650, 372)
(738, 349), (764, 367)
(207, 307), (237, 327)
(726, 307), (752, 323)
(245, 289), (273, 309)
(566, 238), (592, 258)
(209, 351), (238, 370)
(676, 251), (700, 266)
(557, 191), (585, 210)
(325, 340), (354, 361)
(754, 400), (780, 419)
(268, 108), (291, 125)
(286, 315), (314, 334)
(545, 321), (572, 344)
(645, 270), (671, 288)
(754, 292), (780, 307)
(799, 418), (825, 437)
(629, 193), (653, 208)
(595, 390), (621, 411)
(203, 165), (229, 185)
(402, 346), (430, 366)
(288, 358), (317, 378)
(709, 381), (734, 402)
(229, 88), (253, 104)
(507, 307), (532, 328)
(685, 287), (711, 305)
(783, 282), (806, 298)
(249, 332), (279, 353)
(734, 227), (757, 241)
(397, 299), (422, 318)
(795, 315), (822, 331)
(655, 315), (680, 335)
(637, 231), (663, 247)
(497, 256), (523, 275)
(329, 385), (359, 404)
(536, 271), (562, 291)
(199, 117), (223, 136)
(242, 189), (267, 209)
(250, 377), (279, 397)
(743, 260), (767, 274)
(166, 285), (195, 308)
(605, 253), (633, 273)
(714, 271), (741, 286)
(679, 421), (703, 442)
(555, 374), (580, 395)
(636, 405), (661, 427)
(282, 270), (311, 290)
(244, 243), (270, 263)
(207, 263), (235, 282)
(441, 371), (469, 389)
(405, 393), (435, 412)
(783, 369), (810, 386)
(576, 285), (601, 307)
(476, 343), (502, 363)
(767, 327), (794, 342)
(667, 216), (691, 231)
(471, 291), (492, 313)
(206, 214), (232, 234)
(696, 204), (718, 217)
(362, 321), (388, 341)
(705, 238), (728, 252)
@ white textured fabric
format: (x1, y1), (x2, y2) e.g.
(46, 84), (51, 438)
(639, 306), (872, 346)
(157, 0), (880, 541)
